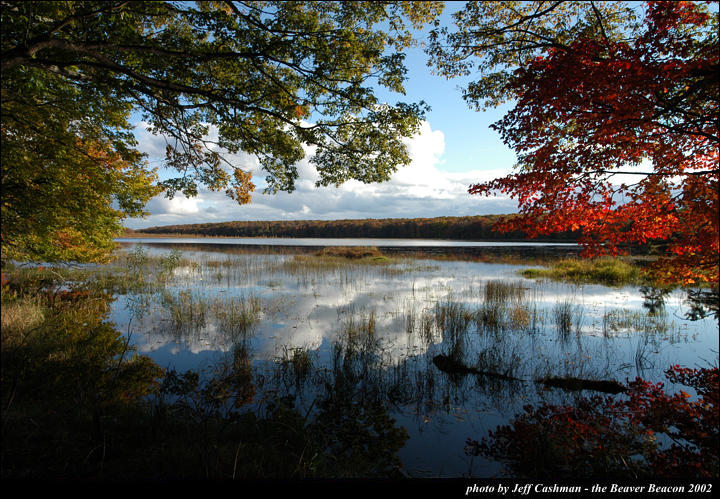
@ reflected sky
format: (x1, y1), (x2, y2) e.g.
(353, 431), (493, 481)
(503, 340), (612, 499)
(108, 243), (718, 477)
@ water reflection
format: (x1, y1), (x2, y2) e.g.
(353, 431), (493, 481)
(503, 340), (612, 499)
(640, 285), (671, 316)
(685, 287), (719, 321)
(109, 243), (718, 477)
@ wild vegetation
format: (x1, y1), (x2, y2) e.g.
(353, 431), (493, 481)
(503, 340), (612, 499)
(466, 365), (718, 478)
(521, 256), (642, 286)
(1, 0), (718, 483)
(1, 1), (442, 263)
(430, 1), (718, 286)
(0, 255), (410, 479)
(2, 244), (717, 478)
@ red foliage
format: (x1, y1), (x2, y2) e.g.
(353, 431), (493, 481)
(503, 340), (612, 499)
(470, 1), (719, 285)
(466, 365), (719, 478)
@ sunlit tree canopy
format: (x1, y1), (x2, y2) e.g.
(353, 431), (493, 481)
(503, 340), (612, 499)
(1, 0), (443, 262)
(429, 1), (719, 285)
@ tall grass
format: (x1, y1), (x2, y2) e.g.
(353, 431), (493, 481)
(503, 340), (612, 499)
(553, 300), (576, 337)
(522, 257), (640, 286)
(601, 308), (671, 337)
(435, 300), (472, 360)
(474, 281), (540, 334)
(316, 246), (386, 260)
(484, 280), (525, 304)
(160, 288), (208, 331)
(2, 261), (415, 479)
(212, 294), (262, 340)
(276, 345), (314, 389)
(1, 294), (45, 343)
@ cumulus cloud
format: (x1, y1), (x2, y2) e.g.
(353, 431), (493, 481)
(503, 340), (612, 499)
(133, 121), (262, 179)
(145, 193), (200, 216)
(126, 120), (518, 228)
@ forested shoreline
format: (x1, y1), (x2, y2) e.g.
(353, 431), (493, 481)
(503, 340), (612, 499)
(127, 215), (580, 242)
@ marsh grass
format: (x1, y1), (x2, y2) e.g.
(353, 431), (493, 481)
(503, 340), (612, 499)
(280, 255), (391, 285)
(633, 334), (654, 375)
(553, 301), (576, 337)
(276, 345), (314, 388)
(601, 308), (671, 337)
(269, 248), (403, 289)
(419, 308), (436, 345)
(1, 294), (45, 342)
(1, 277), (166, 479)
(434, 300), (473, 360)
(160, 288), (208, 330)
(211, 294), (262, 339)
(522, 257), (641, 286)
(1, 261), (136, 297)
(403, 305), (438, 346)
(484, 280), (525, 304)
(0, 255), (413, 480)
(316, 246), (385, 259)
(551, 298), (587, 339)
(476, 342), (524, 379)
(7, 245), (708, 479)
(507, 305), (532, 330)
(474, 281), (542, 334)
(326, 307), (387, 403)
(475, 302), (504, 333)
(340, 308), (378, 347)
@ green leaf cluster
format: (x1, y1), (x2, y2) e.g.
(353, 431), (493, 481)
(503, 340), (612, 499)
(2, 1), (442, 263)
(427, 1), (641, 109)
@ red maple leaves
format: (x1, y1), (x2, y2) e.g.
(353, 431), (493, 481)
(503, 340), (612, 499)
(471, 1), (718, 285)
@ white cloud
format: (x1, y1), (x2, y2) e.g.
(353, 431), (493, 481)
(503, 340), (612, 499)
(133, 121), (262, 179)
(133, 121), (168, 159)
(125, 121), (518, 228)
(145, 193), (200, 216)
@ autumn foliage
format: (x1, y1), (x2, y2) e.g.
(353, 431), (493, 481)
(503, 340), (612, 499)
(134, 214), (583, 242)
(1, 1), (442, 264)
(467, 2), (718, 285)
(466, 365), (719, 478)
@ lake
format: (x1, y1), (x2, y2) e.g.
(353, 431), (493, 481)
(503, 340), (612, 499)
(110, 240), (718, 477)
(116, 237), (580, 247)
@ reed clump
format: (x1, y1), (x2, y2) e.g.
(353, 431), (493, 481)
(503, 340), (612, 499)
(602, 308), (670, 336)
(553, 300), (578, 336)
(522, 256), (641, 286)
(1, 294), (45, 342)
(160, 289), (208, 330)
(475, 281), (538, 334)
(316, 246), (385, 259)
(212, 294), (262, 338)
(276, 345), (314, 388)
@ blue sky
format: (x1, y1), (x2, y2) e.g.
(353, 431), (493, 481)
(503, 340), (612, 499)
(126, 3), (520, 229)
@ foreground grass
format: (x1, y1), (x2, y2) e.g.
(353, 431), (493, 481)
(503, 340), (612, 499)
(521, 256), (642, 286)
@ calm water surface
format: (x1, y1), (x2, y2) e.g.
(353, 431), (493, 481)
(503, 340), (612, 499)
(109, 241), (718, 478)
(116, 236), (578, 247)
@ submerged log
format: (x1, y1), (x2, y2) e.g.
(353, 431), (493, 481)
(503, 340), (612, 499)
(432, 354), (522, 381)
(432, 354), (626, 394)
(432, 354), (477, 375)
(538, 376), (627, 394)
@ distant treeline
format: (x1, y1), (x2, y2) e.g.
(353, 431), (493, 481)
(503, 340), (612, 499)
(130, 215), (580, 242)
